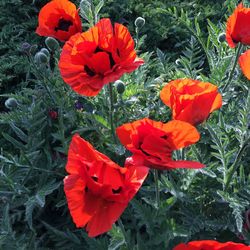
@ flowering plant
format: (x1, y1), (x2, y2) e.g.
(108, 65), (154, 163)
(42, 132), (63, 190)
(0, 0), (249, 249)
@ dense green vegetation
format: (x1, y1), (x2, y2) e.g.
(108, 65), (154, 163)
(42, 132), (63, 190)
(1, 0), (250, 249)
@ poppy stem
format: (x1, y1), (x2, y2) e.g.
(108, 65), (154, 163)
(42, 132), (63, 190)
(153, 169), (160, 208)
(224, 138), (249, 192)
(118, 218), (131, 249)
(108, 83), (118, 143)
(222, 43), (243, 92)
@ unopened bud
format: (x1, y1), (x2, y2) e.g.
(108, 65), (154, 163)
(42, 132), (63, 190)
(20, 42), (31, 54)
(115, 80), (125, 94)
(40, 48), (50, 57)
(135, 17), (145, 29)
(218, 33), (226, 43)
(30, 44), (38, 55)
(48, 110), (58, 120)
(45, 37), (59, 51)
(34, 52), (49, 64)
(5, 98), (18, 109)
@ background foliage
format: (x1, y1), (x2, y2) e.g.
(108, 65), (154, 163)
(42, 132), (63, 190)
(1, 0), (250, 249)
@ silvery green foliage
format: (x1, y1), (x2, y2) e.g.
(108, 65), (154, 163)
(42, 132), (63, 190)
(1, 0), (250, 249)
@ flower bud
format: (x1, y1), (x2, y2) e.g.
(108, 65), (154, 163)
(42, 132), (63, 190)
(20, 42), (31, 54)
(115, 80), (125, 94)
(135, 17), (145, 29)
(34, 52), (49, 64)
(75, 100), (84, 110)
(218, 33), (226, 43)
(45, 37), (59, 51)
(5, 98), (18, 109)
(48, 110), (58, 120)
(30, 44), (38, 55)
(40, 48), (50, 57)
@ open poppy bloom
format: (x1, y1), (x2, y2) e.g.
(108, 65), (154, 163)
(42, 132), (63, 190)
(116, 118), (204, 170)
(36, 0), (82, 42)
(174, 240), (250, 250)
(160, 79), (222, 126)
(64, 134), (148, 237)
(226, 3), (250, 48)
(59, 18), (144, 96)
(239, 49), (250, 79)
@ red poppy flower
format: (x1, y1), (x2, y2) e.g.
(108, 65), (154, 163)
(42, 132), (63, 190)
(160, 79), (222, 126)
(36, 0), (82, 42)
(174, 240), (250, 250)
(226, 3), (250, 48)
(64, 134), (148, 237)
(116, 118), (204, 170)
(239, 49), (250, 79)
(59, 18), (144, 96)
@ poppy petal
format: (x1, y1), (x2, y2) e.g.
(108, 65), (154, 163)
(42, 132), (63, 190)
(64, 175), (92, 227)
(239, 49), (250, 80)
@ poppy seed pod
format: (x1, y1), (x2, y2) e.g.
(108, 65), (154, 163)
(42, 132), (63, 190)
(115, 80), (125, 94)
(5, 98), (18, 109)
(45, 37), (59, 51)
(34, 52), (49, 64)
(218, 33), (226, 43)
(40, 48), (50, 57)
(135, 17), (145, 29)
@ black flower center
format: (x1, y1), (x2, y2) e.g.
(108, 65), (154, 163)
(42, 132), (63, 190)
(84, 46), (116, 77)
(55, 18), (73, 32)
(112, 187), (122, 194)
(84, 65), (96, 77)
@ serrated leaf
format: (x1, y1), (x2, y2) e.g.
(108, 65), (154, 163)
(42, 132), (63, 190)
(2, 132), (26, 150)
(10, 122), (28, 143)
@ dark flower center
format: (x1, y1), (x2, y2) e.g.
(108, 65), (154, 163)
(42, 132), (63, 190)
(84, 65), (96, 77)
(55, 18), (73, 32)
(91, 176), (98, 182)
(84, 46), (116, 77)
(112, 187), (122, 194)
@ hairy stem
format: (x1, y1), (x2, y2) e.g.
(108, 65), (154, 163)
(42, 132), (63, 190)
(222, 43), (243, 92)
(224, 138), (250, 191)
(154, 169), (160, 208)
(108, 83), (118, 143)
(118, 218), (131, 249)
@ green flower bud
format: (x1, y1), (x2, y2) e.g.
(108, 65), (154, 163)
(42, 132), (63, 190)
(135, 17), (145, 29)
(115, 80), (125, 94)
(45, 37), (59, 51)
(218, 33), (226, 43)
(34, 52), (49, 64)
(30, 44), (38, 55)
(40, 48), (50, 57)
(5, 98), (18, 109)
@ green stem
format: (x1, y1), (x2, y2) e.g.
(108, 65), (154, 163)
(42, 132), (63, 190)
(153, 169), (160, 208)
(222, 43), (243, 92)
(29, 57), (57, 105)
(224, 139), (250, 191)
(118, 218), (131, 249)
(108, 83), (118, 143)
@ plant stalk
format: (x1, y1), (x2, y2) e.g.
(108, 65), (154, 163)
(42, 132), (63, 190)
(118, 218), (131, 249)
(222, 43), (243, 92)
(224, 139), (249, 191)
(153, 169), (160, 208)
(108, 83), (118, 143)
